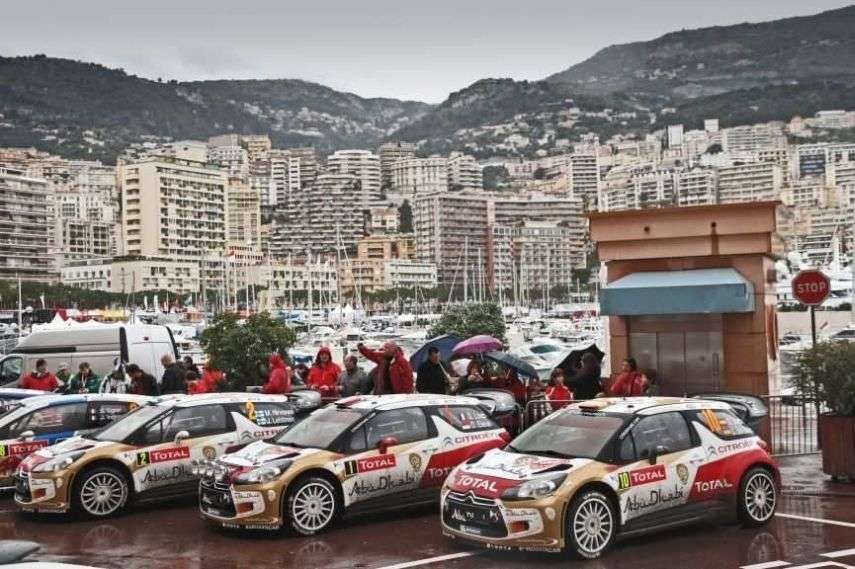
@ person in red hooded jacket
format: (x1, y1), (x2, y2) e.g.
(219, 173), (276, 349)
(190, 364), (225, 394)
(21, 359), (59, 391)
(307, 347), (340, 397)
(358, 341), (413, 394)
(609, 357), (648, 397)
(262, 353), (292, 394)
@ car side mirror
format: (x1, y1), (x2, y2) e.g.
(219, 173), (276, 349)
(649, 444), (669, 464)
(377, 436), (399, 455)
(18, 430), (35, 441)
(173, 430), (190, 445)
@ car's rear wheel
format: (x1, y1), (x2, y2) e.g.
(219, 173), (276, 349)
(285, 476), (340, 536)
(73, 466), (130, 518)
(565, 489), (616, 559)
(738, 467), (777, 526)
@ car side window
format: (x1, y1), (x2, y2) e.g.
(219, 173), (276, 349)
(10, 403), (89, 436)
(163, 405), (229, 440)
(0, 357), (22, 385)
(631, 412), (693, 458)
(87, 401), (137, 429)
(693, 408), (754, 439)
(364, 408), (429, 449)
(433, 406), (497, 432)
(347, 425), (368, 453)
(618, 434), (636, 462)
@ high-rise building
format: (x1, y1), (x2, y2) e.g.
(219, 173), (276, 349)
(569, 153), (601, 205)
(0, 167), (55, 282)
(207, 144), (249, 179)
(391, 157), (449, 197)
(667, 125), (684, 148)
(379, 142), (416, 190)
(447, 152), (483, 191)
(241, 135), (272, 163)
(227, 177), (262, 250)
(119, 153), (228, 262)
(717, 162), (783, 203)
(268, 149), (302, 211)
(490, 221), (578, 294)
(676, 168), (717, 207)
(326, 149), (382, 203)
(722, 124), (786, 153)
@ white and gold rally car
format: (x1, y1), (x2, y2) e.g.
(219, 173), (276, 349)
(198, 394), (510, 534)
(441, 397), (780, 559)
(14, 393), (296, 517)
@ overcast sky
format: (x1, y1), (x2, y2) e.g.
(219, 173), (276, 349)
(1, 1), (852, 103)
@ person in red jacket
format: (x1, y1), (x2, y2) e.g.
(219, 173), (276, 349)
(306, 347), (340, 397)
(546, 368), (573, 410)
(609, 357), (648, 397)
(20, 359), (59, 391)
(190, 364), (225, 394)
(358, 341), (414, 394)
(262, 353), (292, 394)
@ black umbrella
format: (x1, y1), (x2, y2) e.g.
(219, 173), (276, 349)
(557, 343), (606, 375)
(409, 334), (463, 371)
(483, 351), (539, 380)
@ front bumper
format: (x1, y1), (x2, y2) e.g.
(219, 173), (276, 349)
(14, 472), (70, 513)
(440, 489), (563, 553)
(199, 478), (282, 530)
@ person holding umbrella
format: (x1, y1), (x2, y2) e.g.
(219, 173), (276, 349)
(416, 347), (452, 394)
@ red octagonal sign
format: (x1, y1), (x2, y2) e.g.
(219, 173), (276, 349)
(792, 269), (830, 306)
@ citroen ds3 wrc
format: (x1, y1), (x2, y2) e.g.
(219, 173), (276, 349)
(15, 393), (296, 517)
(198, 394), (509, 534)
(0, 393), (151, 489)
(441, 397), (779, 559)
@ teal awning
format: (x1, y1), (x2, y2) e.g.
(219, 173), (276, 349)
(600, 268), (754, 316)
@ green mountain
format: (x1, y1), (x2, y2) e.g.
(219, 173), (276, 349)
(546, 5), (855, 98)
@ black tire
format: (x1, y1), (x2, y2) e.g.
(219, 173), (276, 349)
(738, 467), (777, 527)
(72, 466), (130, 519)
(565, 489), (616, 559)
(284, 476), (340, 536)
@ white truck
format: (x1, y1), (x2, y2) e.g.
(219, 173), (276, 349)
(0, 324), (179, 387)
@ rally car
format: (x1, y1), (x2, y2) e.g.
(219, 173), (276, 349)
(197, 394), (509, 534)
(0, 393), (152, 489)
(14, 393), (296, 517)
(441, 397), (779, 559)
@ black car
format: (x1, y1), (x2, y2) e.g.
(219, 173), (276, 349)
(691, 392), (768, 435)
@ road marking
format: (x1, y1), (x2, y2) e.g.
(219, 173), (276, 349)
(374, 552), (476, 569)
(776, 513), (855, 529)
(823, 549), (855, 559)
(740, 561), (791, 569)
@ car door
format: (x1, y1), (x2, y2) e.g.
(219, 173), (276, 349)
(132, 404), (234, 495)
(614, 411), (700, 523)
(339, 407), (432, 506)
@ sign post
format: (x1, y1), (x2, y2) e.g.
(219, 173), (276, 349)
(791, 269), (830, 450)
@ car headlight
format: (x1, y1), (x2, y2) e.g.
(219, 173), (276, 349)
(501, 473), (567, 500)
(31, 450), (86, 473)
(233, 459), (292, 485)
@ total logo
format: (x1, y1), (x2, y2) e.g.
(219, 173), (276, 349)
(136, 446), (191, 466)
(617, 464), (666, 490)
(694, 478), (733, 493)
(344, 454), (397, 477)
(454, 474), (500, 494)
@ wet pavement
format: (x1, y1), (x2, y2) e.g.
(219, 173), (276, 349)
(1, 462), (853, 569)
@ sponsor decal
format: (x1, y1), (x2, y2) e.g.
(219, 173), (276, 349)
(344, 454), (397, 477)
(454, 474), (500, 494)
(136, 446), (191, 466)
(347, 471), (416, 497)
(408, 453), (422, 472)
(141, 464), (193, 485)
(202, 446), (217, 460)
(424, 466), (454, 483)
(706, 439), (754, 457)
(676, 464), (689, 485)
(693, 478), (733, 494)
(0, 441), (49, 457)
(623, 484), (685, 514)
(617, 464), (666, 490)
(245, 401), (257, 423)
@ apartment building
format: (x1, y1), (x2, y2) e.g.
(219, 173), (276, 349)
(378, 142), (416, 190)
(268, 149), (303, 211)
(207, 144), (249, 179)
(249, 259), (339, 305)
(119, 154), (228, 262)
(226, 177), (262, 249)
(368, 206), (400, 234)
(340, 234), (433, 294)
(0, 167), (55, 282)
(676, 168), (717, 207)
(722, 123), (786, 153)
(716, 162), (783, 203)
(568, 153), (601, 204)
(61, 257), (200, 294)
(490, 221), (578, 294)
(241, 135), (272, 163)
(447, 152), (483, 191)
(391, 157), (449, 197)
(326, 149), (382, 202)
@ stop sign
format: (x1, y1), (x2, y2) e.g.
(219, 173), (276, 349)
(792, 270), (830, 306)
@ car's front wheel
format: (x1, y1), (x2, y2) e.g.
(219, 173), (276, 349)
(738, 467), (777, 526)
(72, 466), (130, 518)
(565, 489), (616, 559)
(285, 476), (340, 536)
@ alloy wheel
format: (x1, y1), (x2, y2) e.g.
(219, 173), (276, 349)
(79, 472), (127, 517)
(291, 481), (336, 533)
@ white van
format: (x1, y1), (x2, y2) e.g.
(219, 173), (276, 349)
(0, 324), (179, 387)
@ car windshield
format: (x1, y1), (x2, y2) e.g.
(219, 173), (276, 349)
(509, 411), (625, 459)
(92, 405), (168, 443)
(274, 406), (365, 450)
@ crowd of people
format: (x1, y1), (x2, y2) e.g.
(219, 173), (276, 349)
(19, 341), (653, 408)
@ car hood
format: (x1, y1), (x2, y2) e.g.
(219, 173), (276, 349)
(19, 437), (122, 472)
(218, 440), (323, 468)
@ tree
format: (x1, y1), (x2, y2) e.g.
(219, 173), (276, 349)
(199, 312), (297, 392)
(429, 302), (506, 342)
(792, 341), (855, 416)
(399, 200), (414, 233)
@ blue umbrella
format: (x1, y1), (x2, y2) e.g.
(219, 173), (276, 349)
(409, 334), (462, 371)
(484, 350), (539, 380)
